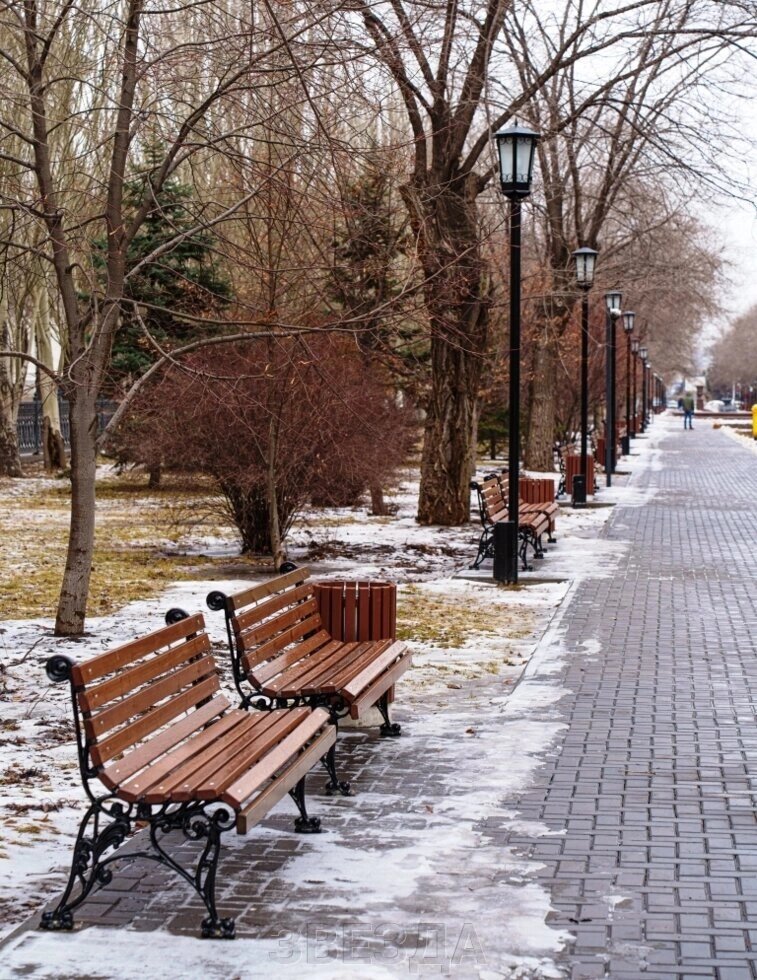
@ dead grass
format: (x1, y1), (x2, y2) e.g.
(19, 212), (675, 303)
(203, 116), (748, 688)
(0, 470), (238, 620)
(397, 585), (535, 649)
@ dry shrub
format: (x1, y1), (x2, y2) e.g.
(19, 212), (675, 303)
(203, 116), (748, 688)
(110, 334), (416, 553)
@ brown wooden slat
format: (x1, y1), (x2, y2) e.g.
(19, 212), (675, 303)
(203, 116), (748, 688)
(155, 709), (301, 803)
(341, 641), (409, 701)
(330, 586), (342, 641)
(84, 655), (218, 740)
(261, 640), (346, 696)
(221, 708), (330, 807)
(302, 642), (380, 696)
(321, 640), (393, 694)
(380, 585), (393, 637)
(358, 583), (370, 641)
(237, 598), (319, 649)
(91, 675), (219, 768)
(99, 696), (230, 791)
(192, 708), (313, 802)
(117, 708), (250, 802)
(79, 634), (210, 713)
(71, 614), (206, 686)
(232, 583), (315, 635)
(250, 630), (333, 685)
(344, 584), (357, 642)
(297, 642), (376, 697)
(229, 567), (310, 612)
(241, 616), (324, 670)
(315, 584), (331, 635)
(348, 654), (413, 719)
(235, 726), (336, 834)
(370, 589), (382, 639)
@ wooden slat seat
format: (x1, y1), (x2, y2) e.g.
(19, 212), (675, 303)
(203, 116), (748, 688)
(207, 567), (411, 793)
(42, 613), (333, 940)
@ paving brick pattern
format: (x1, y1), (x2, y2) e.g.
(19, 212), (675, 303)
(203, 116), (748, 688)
(500, 424), (757, 978)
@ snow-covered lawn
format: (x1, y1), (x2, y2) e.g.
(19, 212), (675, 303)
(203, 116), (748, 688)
(0, 422), (674, 975)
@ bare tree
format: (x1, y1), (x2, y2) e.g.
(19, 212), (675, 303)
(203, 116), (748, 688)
(344, 0), (755, 500)
(0, 0), (360, 634)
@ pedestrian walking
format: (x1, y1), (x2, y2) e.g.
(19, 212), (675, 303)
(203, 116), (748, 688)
(681, 391), (695, 429)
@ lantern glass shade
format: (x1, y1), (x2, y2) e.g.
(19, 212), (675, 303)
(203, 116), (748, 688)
(572, 247), (598, 289)
(632, 339), (640, 354)
(605, 289), (622, 314)
(494, 123), (540, 199)
(639, 346), (648, 360)
(623, 310), (636, 333)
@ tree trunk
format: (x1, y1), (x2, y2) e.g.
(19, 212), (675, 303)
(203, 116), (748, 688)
(147, 464), (161, 488)
(469, 399), (480, 478)
(525, 330), (559, 471)
(369, 481), (388, 516)
(0, 410), (22, 477)
(42, 416), (66, 472)
(54, 388), (98, 635)
(36, 291), (66, 471)
(0, 291), (24, 477)
(406, 173), (489, 526)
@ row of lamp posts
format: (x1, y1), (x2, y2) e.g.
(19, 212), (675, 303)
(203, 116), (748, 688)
(492, 121), (656, 584)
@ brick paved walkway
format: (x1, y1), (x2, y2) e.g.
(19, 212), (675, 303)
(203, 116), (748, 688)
(503, 421), (757, 979)
(4, 419), (757, 979)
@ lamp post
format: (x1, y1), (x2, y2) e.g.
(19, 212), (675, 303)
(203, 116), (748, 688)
(639, 346), (648, 429)
(631, 338), (640, 435)
(493, 121), (540, 585)
(571, 247), (598, 507)
(621, 310), (635, 455)
(604, 290), (622, 486)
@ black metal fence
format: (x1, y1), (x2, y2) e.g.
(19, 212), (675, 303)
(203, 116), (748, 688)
(17, 398), (116, 455)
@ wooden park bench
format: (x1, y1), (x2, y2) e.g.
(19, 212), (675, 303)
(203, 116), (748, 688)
(41, 612), (334, 939)
(470, 475), (554, 571)
(206, 567), (411, 795)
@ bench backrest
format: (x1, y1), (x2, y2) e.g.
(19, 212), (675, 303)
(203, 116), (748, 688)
(68, 613), (228, 782)
(475, 476), (507, 524)
(224, 567), (328, 686)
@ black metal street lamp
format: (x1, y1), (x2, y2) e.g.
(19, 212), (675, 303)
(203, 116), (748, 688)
(493, 121), (540, 585)
(631, 338), (640, 434)
(571, 246), (598, 507)
(621, 310), (635, 455)
(604, 289), (622, 486)
(639, 346), (648, 430)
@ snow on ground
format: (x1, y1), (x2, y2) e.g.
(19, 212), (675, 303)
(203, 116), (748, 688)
(0, 427), (668, 976)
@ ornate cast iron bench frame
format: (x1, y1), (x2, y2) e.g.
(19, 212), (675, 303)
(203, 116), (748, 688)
(41, 612), (334, 939)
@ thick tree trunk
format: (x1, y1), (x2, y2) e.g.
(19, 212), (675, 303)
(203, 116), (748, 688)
(407, 173), (489, 526)
(369, 481), (388, 516)
(42, 416), (66, 472)
(54, 389), (98, 635)
(0, 410), (22, 477)
(525, 331), (559, 471)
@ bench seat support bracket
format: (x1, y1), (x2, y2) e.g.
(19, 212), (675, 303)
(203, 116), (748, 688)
(377, 691), (402, 737)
